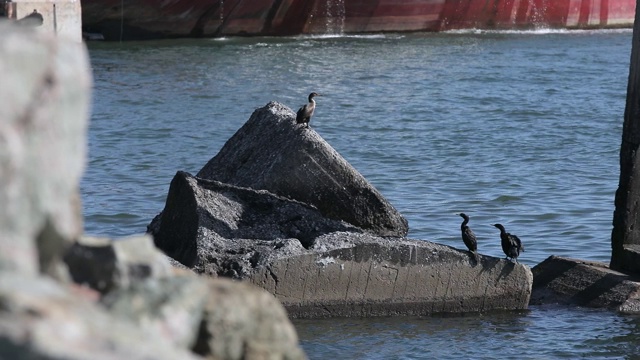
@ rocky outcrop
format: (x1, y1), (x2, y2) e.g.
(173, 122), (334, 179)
(0, 23), (307, 359)
(0, 22), (89, 278)
(196, 101), (409, 238)
(531, 256), (640, 314)
(149, 171), (363, 270)
(149, 102), (533, 317)
(611, 1), (640, 274)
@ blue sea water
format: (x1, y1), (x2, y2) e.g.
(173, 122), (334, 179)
(85, 29), (639, 358)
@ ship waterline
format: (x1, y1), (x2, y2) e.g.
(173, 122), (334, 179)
(82, 0), (636, 41)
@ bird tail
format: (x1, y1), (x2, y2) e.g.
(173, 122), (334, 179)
(471, 250), (479, 263)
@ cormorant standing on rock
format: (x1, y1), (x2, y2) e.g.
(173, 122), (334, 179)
(493, 223), (524, 263)
(296, 92), (321, 128)
(458, 213), (479, 262)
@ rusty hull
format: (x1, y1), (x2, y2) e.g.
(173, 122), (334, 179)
(81, 1), (636, 41)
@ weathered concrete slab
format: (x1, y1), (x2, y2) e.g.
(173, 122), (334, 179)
(249, 233), (532, 318)
(196, 101), (408, 237)
(531, 256), (640, 314)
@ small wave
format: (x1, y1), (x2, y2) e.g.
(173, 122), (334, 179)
(294, 33), (393, 40)
(444, 27), (632, 36)
(493, 194), (522, 202)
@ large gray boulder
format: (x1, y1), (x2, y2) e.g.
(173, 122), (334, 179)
(153, 195), (533, 317)
(0, 22), (89, 277)
(0, 273), (200, 360)
(196, 101), (409, 237)
(0, 24), (308, 359)
(149, 171), (363, 269)
(148, 108), (533, 316)
(531, 256), (640, 314)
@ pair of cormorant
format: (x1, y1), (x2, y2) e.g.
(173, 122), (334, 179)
(296, 92), (321, 128)
(457, 213), (524, 264)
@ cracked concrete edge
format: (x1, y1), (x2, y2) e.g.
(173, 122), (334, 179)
(248, 238), (532, 318)
(532, 256), (640, 314)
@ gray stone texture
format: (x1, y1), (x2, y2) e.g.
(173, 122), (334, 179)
(0, 22), (90, 276)
(0, 273), (200, 360)
(531, 256), (640, 314)
(611, 0), (640, 273)
(64, 235), (177, 293)
(149, 171), (363, 269)
(249, 233), (532, 317)
(149, 102), (534, 317)
(196, 101), (409, 237)
(0, 24), (308, 359)
(193, 278), (307, 360)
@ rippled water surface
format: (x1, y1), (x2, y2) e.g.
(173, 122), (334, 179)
(85, 29), (637, 358)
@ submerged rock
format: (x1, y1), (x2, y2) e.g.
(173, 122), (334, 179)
(531, 256), (640, 314)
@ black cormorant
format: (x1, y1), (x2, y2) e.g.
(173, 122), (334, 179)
(458, 213), (479, 262)
(296, 92), (321, 128)
(493, 223), (524, 263)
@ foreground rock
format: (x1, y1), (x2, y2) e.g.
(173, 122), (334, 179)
(0, 22), (89, 278)
(0, 24), (307, 359)
(64, 235), (178, 293)
(531, 256), (640, 314)
(0, 272), (200, 360)
(150, 102), (533, 317)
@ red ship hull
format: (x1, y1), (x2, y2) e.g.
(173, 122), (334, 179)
(82, 0), (636, 40)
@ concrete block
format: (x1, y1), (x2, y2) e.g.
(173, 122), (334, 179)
(249, 234), (533, 318)
(531, 256), (640, 314)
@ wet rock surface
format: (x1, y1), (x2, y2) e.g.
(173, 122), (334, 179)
(149, 102), (534, 317)
(531, 256), (640, 314)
